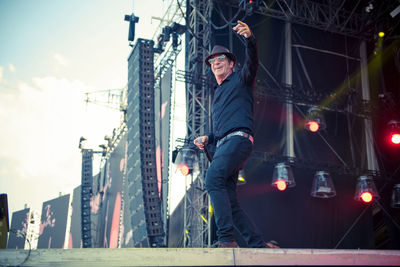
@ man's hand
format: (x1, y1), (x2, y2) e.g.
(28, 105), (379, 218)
(194, 136), (208, 150)
(233, 20), (252, 39)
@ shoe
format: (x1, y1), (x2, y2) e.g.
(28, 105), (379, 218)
(265, 240), (279, 248)
(217, 241), (240, 248)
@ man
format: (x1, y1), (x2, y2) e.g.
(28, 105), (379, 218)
(194, 21), (278, 248)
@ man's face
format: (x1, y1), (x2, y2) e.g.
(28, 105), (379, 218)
(209, 54), (234, 80)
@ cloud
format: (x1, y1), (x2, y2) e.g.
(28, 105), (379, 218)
(0, 66), (3, 83)
(8, 63), (16, 72)
(0, 76), (121, 214)
(53, 53), (69, 66)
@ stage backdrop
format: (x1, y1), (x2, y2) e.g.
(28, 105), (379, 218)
(167, 4), (391, 248)
(90, 134), (128, 248)
(68, 185), (82, 248)
(7, 208), (30, 249)
(37, 194), (70, 248)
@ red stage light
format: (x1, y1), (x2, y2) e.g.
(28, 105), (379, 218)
(360, 192), (373, 203)
(274, 180), (287, 191)
(305, 121), (319, 132)
(390, 133), (400, 145)
(179, 165), (190, 176)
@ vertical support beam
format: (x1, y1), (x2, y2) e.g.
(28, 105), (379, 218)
(285, 21), (294, 158)
(185, 0), (212, 248)
(360, 41), (378, 171)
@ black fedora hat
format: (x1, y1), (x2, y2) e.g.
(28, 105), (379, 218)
(205, 45), (237, 67)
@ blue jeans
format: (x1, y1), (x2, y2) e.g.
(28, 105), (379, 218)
(205, 135), (265, 248)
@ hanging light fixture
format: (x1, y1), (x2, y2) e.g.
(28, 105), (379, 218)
(237, 169), (247, 186)
(271, 163), (295, 191)
(391, 184), (400, 208)
(174, 147), (197, 176)
(304, 106), (327, 133)
(387, 120), (400, 145)
(310, 171), (336, 198)
(354, 175), (379, 203)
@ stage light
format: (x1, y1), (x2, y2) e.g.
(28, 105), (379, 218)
(354, 175), (379, 203)
(310, 171), (336, 198)
(391, 184), (400, 208)
(174, 147), (197, 176)
(304, 106), (326, 133)
(271, 163), (295, 191)
(305, 121), (319, 132)
(179, 165), (190, 176)
(275, 180), (287, 191)
(238, 169), (247, 185)
(391, 134), (400, 144)
(360, 192), (373, 203)
(388, 120), (400, 145)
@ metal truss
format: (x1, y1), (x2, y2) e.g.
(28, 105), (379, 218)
(151, 0), (187, 43)
(176, 69), (376, 120)
(184, 0), (212, 248)
(250, 151), (381, 179)
(253, 80), (377, 119)
(216, 0), (372, 39)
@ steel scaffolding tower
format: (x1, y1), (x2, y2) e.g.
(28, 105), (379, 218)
(183, 0), (212, 247)
(219, 0), (373, 39)
(180, 0), (385, 248)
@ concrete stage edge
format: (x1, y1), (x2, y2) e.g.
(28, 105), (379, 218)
(1, 248), (400, 266)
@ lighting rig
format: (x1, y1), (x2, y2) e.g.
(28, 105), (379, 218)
(154, 22), (186, 54)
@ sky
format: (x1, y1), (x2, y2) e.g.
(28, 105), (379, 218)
(0, 0), (187, 218)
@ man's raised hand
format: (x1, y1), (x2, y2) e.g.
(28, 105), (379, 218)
(233, 20), (252, 39)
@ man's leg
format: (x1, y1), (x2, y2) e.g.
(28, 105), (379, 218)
(226, 172), (265, 248)
(205, 136), (253, 243)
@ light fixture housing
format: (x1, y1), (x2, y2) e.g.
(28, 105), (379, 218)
(388, 120), (400, 145)
(174, 147), (197, 176)
(271, 163), (295, 191)
(238, 169), (247, 186)
(354, 175), (379, 203)
(310, 171), (336, 198)
(304, 106), (326, 133)
(391, 184), (400, 208)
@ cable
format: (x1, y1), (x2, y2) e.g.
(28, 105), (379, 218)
(0, 229), (32, 267)
(293, 104), (349, 166)
(377, 201), (400, 232)
(211, 1), (247, 30)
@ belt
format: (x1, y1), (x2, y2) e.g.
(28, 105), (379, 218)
(216, 131), (254, 148)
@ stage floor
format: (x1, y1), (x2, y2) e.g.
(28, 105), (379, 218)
(1, 248), (400, 266)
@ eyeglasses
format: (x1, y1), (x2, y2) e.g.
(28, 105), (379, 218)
(208, 54), (226, 64)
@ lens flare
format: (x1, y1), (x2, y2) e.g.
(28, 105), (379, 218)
(361, 192), (373, 203)
(180, 165), (190, 176)
(391, 133), (400, 145)
(275, 180), (287, 191)
(306, 121), (319, 132)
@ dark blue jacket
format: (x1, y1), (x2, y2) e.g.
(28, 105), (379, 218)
(208, 35), (258, 145)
